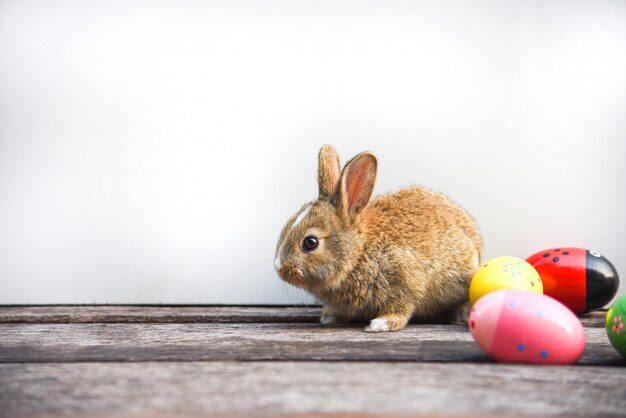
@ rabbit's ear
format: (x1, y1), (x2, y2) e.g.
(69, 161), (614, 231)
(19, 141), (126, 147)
(337, 152), (377, 217)
(318, 145), (341, 199)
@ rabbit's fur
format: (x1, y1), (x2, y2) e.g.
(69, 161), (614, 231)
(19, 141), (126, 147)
(274, 145), (482, 332)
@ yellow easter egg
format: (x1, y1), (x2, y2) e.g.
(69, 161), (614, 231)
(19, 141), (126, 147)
(469, 256), (543, 305)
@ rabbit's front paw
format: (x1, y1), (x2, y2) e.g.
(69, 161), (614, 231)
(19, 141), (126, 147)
(320, 306), (339, 324)
(365, 318), (390, 332)
(365, 311), (412, 332)
(320, 313), (338, 324)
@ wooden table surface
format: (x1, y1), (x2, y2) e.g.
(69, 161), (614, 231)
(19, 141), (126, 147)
(0, 306), (624, 418)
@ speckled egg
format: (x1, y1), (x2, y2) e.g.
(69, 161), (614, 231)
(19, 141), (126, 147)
(469, 289), (586, 364)
(527, 247), (620, 313)
(469, 256), (543, 306)
(606, 295), (626, 358)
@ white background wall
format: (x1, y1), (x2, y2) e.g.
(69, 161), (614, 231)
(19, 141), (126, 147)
(1, 0), (625, 304)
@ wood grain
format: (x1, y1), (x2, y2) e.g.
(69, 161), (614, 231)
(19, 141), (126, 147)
(0, 414), (567, 418)
(0, 323), (622, 364)
(0, 306), (322, 324)
(0, 306), (621, 418)
(1, 361), (625, 418)
(0, 306), (608, 327)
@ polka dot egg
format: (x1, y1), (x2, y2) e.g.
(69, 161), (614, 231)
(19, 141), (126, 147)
(469, 289), (586, 364)
(606, 294), (626, 358)
(469, 256), (543, 306)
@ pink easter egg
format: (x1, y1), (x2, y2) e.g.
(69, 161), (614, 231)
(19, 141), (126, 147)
(469, 289), (586, 364)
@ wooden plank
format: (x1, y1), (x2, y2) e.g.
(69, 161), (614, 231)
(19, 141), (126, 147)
(0, 306), (322, 324)
(0, 306), (608, 327)
(0, 414), (561, 418)
(0, 323), (622, 364)
(1, 361), (625, 418)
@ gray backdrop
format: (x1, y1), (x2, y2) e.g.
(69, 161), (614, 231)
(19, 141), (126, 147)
(1, 0), (625, 304)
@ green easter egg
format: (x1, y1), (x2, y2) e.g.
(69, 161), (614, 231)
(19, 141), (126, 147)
(606, 295), (626, 358)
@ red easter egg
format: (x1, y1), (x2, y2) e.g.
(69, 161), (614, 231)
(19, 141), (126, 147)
(526, 247), (620, 314)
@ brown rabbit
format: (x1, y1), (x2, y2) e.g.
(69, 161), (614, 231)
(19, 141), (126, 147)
(274, 145), (482, 332)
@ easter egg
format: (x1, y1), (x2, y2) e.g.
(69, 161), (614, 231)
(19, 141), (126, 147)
(526, 248), (620, 313)
(469, 256), (543, 306)
(606, 295), (626, 358)
(469, 289), (586, 364)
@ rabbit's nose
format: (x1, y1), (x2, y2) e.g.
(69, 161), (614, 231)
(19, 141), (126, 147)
(273, 256), (282, 273)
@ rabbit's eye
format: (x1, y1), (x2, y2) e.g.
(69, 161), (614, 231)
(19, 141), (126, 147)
(302, 235), (319, 252)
